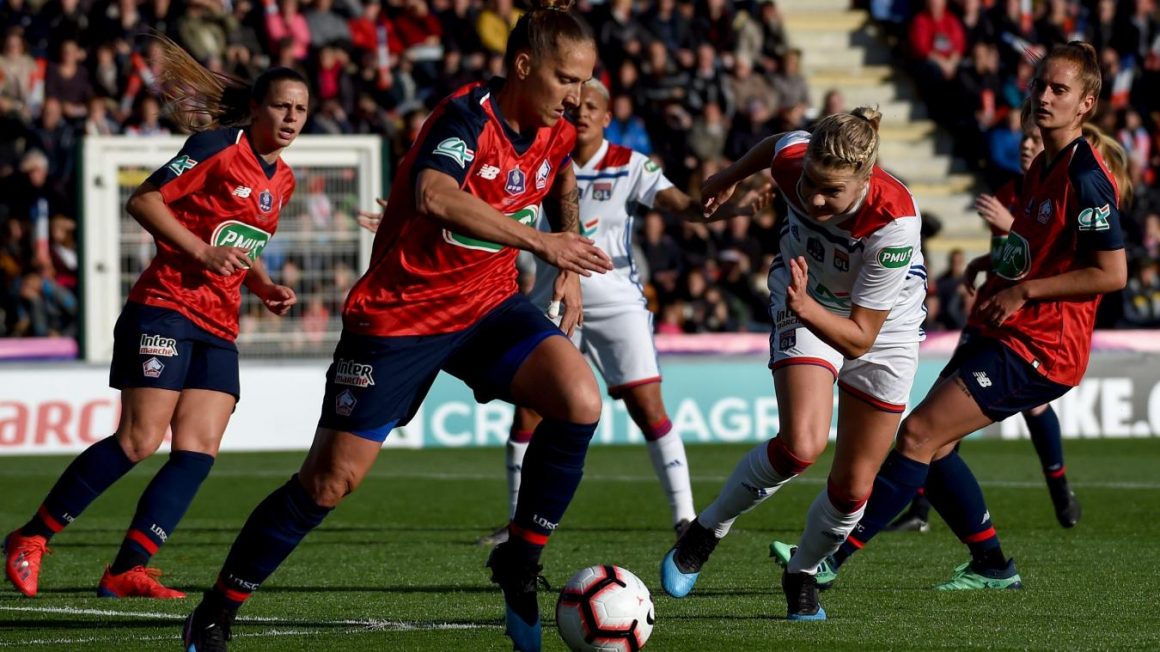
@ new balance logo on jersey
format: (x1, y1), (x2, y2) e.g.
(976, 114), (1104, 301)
(973, 372), (992, 388)
(232, 186), (252, 198)
(477, 164), (501, 180)
(433, 137), (475, 168)
(1077, 204), (1111, 231)
(335, 359), (375, 387)
(166, 155), (197, 176)
(142, 357), (164, 378)
(139, 334), (178, 357)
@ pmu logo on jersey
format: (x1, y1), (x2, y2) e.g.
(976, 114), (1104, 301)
(211, 220), (271, 262)
(535, 159), (551, 190)
(433, 137), (475, 168)
(1077, 203), (1112, 231)
(142, 357), (164, 378)
(335, 389), (357, 417)
(1037, 199), (1053, 224)
(592, 181), (613, 201)
(505, 166), (526, 195)
(877, 245), (913, 269)
(334, 359), (375, 387)
(258, 189), (274, 213)
(166, 155), (197, 176)
(833, 250), (850, 272)
(806, 237), (824, 263)
(139, 334), (178, 357)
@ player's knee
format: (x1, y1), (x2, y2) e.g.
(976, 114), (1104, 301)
(776, 429), (827, 466)
(896, 415), (936, 459)
(301, 467), (362, 508)
(114, 425), (165, 463)
(561, 377), (602, 424)
(826, 472), (873, 509)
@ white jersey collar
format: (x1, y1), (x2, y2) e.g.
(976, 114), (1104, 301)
(573, 139), (611, 173)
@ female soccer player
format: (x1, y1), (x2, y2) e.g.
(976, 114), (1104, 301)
(886, 120), (1132, 534)
(3, 39), (307, 599)
(777, 41), (1128, 615)
(658, 106), (929, 621)
(182, 2), (616, 651)
(473, 79), (768, 547)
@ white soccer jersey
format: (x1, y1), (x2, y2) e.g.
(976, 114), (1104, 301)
(528, 139), (673, 310)
(769, 131), (927, 345)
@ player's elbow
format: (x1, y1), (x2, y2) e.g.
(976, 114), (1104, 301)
(1107, 259), (1128, 292)
(415, 180), (450, 222)
(840, 341), (873, 360)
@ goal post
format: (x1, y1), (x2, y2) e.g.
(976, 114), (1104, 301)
(79, 134), (383, 363)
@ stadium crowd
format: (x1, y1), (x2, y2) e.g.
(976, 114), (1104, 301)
(2, 0), (1160, 343)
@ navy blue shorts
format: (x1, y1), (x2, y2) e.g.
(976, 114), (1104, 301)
(109, 302), (240, 401)
(318, 294), (564, 442)
(941, 332), (1069, 422)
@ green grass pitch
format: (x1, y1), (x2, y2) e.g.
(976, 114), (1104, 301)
(1, 439), (1158, 650)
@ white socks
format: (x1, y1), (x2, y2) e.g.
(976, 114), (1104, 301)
(697, 441), (798, 538)
(505, 439), (529, 520)
(787, 489), (865, 575)
(646, 433), (696, 526)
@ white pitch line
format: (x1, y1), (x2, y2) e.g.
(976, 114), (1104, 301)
(0, 629), (327, 648)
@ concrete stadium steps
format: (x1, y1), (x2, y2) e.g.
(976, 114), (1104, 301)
(781, 3), (988, 273)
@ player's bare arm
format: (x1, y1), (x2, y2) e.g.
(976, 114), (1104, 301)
(655, 185), (772, 224)
(701, 133), (785, 215)
(543, 165), (587, 335)
(126, 181), (252, 276)
(243, 257), (298, 316)
(976, 248), (1127, 326)
(785, 256), (890, 359)
(961, 254), (992, 295)
(415, 168), (612, 276)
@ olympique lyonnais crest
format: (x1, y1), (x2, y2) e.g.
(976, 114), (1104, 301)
(505, 166), (526, 195)
(592, 181), (613, 201)
(259, 189), (274, 213)
(833, 249), (850, 272)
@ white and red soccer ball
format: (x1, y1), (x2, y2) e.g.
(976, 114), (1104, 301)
(556, 565), (654, 652)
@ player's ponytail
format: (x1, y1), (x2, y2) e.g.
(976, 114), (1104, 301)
(806, 106), (881, 177)
(150, 34), (307, 132)
(1082, 123), (1134, 208)
(503, 0), (593, 74)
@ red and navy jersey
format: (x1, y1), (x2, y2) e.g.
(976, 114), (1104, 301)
(970, 137), (1124, 386)
(129, 127), (295, 341)
(343, 79), (575, 336)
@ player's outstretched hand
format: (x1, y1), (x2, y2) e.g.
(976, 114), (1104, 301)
(700, 172), (738, 218)
(551, 270), (584, 337)
(357, 197), (388, 234)
(975, 194), (1014, 234)
(200, 246), (253, 275)
(785, 256), (814, 316)
(259, 283), (298, 316)
(538, 232), (613, 276)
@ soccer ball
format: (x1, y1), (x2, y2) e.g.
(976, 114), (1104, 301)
(556, 565), (655, 651)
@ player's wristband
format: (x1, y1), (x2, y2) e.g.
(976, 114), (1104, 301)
(547, 300), (561, 320)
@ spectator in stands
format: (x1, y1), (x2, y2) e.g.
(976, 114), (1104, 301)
(598, 0), (646, 72)
(687, 43), (734, 117)
(476, 0), (522, 55)
(641, 210), (683, 305)
(1, 28), (36, 118)
(725, 97), (776, 162)
(729, 53), (776, 116)
(644, 0), (695, 67)
(753, 0), (789, 74)
(689, 102), (727, 163)
(771, 48), (809, 110)
(1112, 0), (1160, 67)
(1085, 0), (1118, 54)
(123, 94), (171, 136)
(606, 94), (652, 155)
(83, 96), (119, 135)
(933, 248), (970, 330)
(305, 0), (351, 49)
(1122, 256), (1160, 326)
(265, 0), (312, 62)
(987, 100), (1024, 183)
(394, 0), (444, 86)
(48, 215), (76, 292)
(440, 0), (485, 61)
(11, 267), (77, 337)
(639, 39), (689, 116)
(45, 39), (91, 119)
(177, 0), (231, 63)
(957, 0), (996, 50)
(907, 0), (966, 124)
(1034, 0), (1075, 48)
(695, 0), (735, 55)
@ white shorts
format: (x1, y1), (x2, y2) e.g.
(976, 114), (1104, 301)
(769, 305), (918, 413)
(562, 304), (661, 396)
